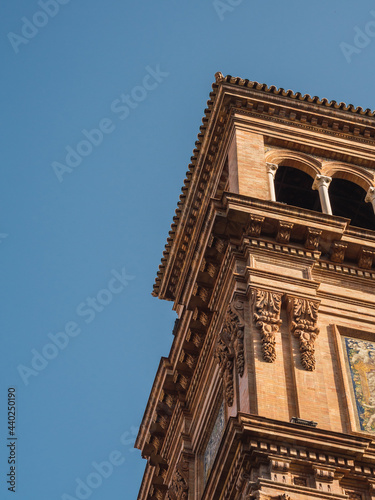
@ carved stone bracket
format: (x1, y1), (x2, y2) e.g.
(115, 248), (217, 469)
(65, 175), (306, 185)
(305, 227), (322, 250)
(167, 455), (190, 500)
(287, 297), (320, 371)
(358, 247), (375, 269)
(214, 299), (245, 407)
(276, 221), (294, 244)
(330, 241), (348, 263)
(246, 215), (265, 238)
(313, 465), (335, 482)
(151, 484), (168, 500)
(253, 289), (282, 363)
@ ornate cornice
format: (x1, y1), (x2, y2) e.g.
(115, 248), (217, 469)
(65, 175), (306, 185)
(215, 72), (375, 118)
(153, 73), (375, 300)
(204, 413), (374, 499)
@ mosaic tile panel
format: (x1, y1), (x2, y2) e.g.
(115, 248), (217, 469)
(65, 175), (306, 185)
(203, 402), (225, 483)
(343, 336), (375, 433)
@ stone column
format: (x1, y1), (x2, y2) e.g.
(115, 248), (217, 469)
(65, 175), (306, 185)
(266, 163), (278, 201)
(312, 175), (332, 215)
(365, 187), (375, 214)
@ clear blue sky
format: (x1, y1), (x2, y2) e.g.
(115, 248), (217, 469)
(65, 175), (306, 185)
(1, 1), (375, 499)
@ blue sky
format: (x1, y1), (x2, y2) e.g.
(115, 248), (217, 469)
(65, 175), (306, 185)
(1, 1), (375, 499)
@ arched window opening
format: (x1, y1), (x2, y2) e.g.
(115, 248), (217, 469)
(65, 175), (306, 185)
(329, 178), (374, 230)
(274, 165), (320, 211)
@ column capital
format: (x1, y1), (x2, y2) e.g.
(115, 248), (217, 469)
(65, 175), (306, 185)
(312, 174), (332, 191)
(365, 186), (375, 203)
(266, 162), (278, 177)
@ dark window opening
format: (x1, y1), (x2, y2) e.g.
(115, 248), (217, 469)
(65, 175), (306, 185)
(329, 178), (374, 230)
(274, 165), (320, 212)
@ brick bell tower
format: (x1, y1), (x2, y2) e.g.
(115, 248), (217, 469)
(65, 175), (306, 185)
(135, 72), (375, 500)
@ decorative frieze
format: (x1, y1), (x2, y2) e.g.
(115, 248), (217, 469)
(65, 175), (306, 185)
(253, 289), (282, 363)
(287, 297), (320, 371)
(214, 299), (245, 406)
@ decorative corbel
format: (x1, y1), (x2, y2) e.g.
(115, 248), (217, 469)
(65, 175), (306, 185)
(305, 227), (322, 250)
(252, 289), (282, 363)
(287, 296), (320, 371)
(330, 241), (348, 263)
(214, 298), (245, 406)
(358, 247), (375, 269)
(246, 215), (265, 238)
(276, 221), (294, 244)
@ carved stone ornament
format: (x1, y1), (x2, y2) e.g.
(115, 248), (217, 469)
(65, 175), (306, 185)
(288, 297), (320, 371)
(253, 289), (282, 363)
(358, 247), (375, 269)
(215, 71), (225, 83)
(266, 162), (278, 178)
(345, 492), (362, 500)
(214, 299), (245, 407)
(305, 227), (322, 250)
(246, 215), (265, 238)
(276, 221), (294, 244)
(330, 241), (348, 263)
(167, 456), (189, 500)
